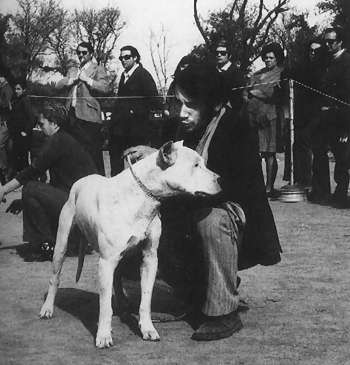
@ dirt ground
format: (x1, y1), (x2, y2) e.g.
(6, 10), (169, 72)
(1, 156), (350, 365)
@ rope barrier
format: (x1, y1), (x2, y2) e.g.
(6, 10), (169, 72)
(292, 79), (350, 108)
(26, 78), (350, 107)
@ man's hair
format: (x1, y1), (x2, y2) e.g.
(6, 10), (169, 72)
(76, 41), (94, 54)
(324, 27), (344, 43)
(213, 39), (231, 54)
(174, 62), (226, 109)
(260, 42), (285, 65)
(14, 79), (27, 90)
(40, 102), (68, 127)
(120, 45), (140, 62)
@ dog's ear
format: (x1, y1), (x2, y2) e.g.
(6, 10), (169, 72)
(157, 141), (177, 169)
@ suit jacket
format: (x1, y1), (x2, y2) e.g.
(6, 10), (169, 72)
(218, 63), (245, 114)
(111, 65), (159, 139)
(56, 62), (110, 124)
(321, 50), (350, 133)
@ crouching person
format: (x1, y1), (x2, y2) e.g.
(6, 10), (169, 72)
(123, 63), (282, 341)
(0, 102), (97, 261)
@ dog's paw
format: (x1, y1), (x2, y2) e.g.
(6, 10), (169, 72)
(95, 331), (113, 348)
(139, 323), (160, 341)
(39, 304), (54, 319)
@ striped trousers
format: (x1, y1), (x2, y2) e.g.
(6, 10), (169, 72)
(159, 203), (243, 316)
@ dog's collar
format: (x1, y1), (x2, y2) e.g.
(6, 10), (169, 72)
(126, 155), (162, 202)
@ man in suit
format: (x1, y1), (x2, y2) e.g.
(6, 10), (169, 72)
(56, 42), (110, 175)
(214, 40), (245, 115)
(320, 27), (350, 207)
(109, 45), (159, 175)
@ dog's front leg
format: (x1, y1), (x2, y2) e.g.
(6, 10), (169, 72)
(96, 257), (117, 348)
(139, 219), (161, 341)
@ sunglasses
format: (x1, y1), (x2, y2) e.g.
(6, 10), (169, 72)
(325, 39), (338, 44)
(76, 50), (88, 56)
(119, 55), (133, 61)
(215, 51), (228, 56)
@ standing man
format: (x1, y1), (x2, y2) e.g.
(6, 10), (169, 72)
(321, 28), (350, 207)
(56, 41), (110, 175)
(109, 45), (159, 175)
(214, 40), (245, 115)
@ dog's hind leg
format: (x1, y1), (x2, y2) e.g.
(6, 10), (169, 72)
(139, 217), (161, 341)
(96, 254), (118, 348)
(39, 199), (75, 319)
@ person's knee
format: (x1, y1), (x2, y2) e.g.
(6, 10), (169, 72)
(22, 181), (43, 202)
(194, 207), (239, 245)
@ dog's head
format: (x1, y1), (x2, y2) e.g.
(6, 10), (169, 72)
(156, 141), (222, 197)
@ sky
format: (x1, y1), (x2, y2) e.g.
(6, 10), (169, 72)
(0, 0), (327, 82)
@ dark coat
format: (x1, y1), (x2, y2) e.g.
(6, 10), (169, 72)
(321, 50), (350, 133)
(204, 107), (281, 269)
(166, 106), (281, 271)
(111, 65), (159, 140)
(218, 63), (245, 115)
(16, 129), (97, 193)
(9, 94), (35, 137)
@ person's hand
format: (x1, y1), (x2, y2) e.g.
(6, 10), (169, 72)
(78, 71), (91, 84)
(123, 145), (157, 164)
(5, 199), (23, 214)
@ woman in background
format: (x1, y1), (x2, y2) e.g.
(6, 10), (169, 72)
(243, 43), (286, 198)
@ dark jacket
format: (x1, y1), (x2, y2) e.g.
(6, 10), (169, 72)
(321, 50), (350, 133)
(111, 65), (159, 140)
(9, 94), (35, 137)
(217, 63), (245, 115)
(203, 107), (281, 269)
(16, 129), (97, 192)
(167, 106), (281, 270)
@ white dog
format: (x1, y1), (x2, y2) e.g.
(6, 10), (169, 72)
(39, 141), (221, 348)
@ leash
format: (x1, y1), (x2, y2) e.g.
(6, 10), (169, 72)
(126, 154), (162, 202)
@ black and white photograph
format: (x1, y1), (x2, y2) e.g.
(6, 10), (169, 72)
(0, 0), (350, 364)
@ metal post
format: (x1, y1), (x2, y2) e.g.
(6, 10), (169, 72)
(289, 79), (295, 185)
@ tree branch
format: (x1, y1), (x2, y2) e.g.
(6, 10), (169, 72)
(193, 0), (210, 45)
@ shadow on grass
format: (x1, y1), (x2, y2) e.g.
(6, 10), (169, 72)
(54, 288), (99, 339)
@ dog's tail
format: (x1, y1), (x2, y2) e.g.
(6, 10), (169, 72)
(75, 235), (86, 283)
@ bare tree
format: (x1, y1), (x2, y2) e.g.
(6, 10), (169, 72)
(193, 0), (289, 72)
(9, 0), (64, 79)
(149, 24), (171, 96)
(45, 8), (76, 76)
(0, 14), (16, 85)
(73, 6), (125, 67)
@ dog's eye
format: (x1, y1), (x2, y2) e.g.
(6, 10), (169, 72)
(194, 162), (199, 167)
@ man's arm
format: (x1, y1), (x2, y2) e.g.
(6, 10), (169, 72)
(0, 178), (21, 203)
(56, 67), (79, 90)
(80, 65), (110, 94)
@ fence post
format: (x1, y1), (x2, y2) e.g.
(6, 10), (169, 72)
(289, 79), (295, 185)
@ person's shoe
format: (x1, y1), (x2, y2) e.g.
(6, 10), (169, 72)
(331, 195), (349, 209)
(191, 311), (243, 341)
(40, 242), (54, 261)
(307, 191), (330, 204)
(266, 188), (280, 199)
